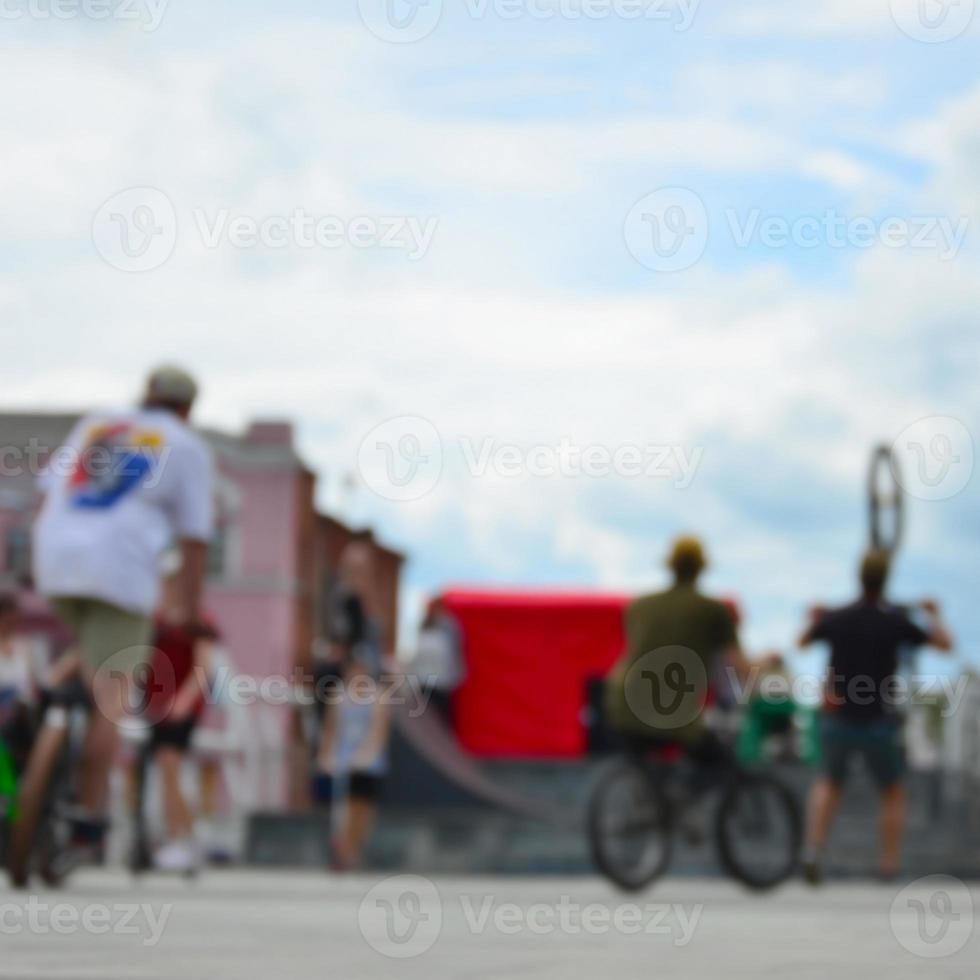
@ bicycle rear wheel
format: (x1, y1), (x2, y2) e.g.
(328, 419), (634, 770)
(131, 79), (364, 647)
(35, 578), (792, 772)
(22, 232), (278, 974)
(588, 760), (673, 892)
(715, 771), (801, 890)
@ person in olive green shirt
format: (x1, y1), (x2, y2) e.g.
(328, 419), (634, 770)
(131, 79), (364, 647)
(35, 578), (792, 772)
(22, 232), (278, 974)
(606, 537), (758, 765)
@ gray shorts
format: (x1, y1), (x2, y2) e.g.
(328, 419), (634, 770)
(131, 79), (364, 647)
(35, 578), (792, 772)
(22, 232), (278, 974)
(821, 714), (906, 789)
(50, 597), (152, 674)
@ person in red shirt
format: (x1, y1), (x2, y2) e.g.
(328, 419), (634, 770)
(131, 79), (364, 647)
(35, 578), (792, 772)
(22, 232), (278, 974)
(143, 570), (218, 872)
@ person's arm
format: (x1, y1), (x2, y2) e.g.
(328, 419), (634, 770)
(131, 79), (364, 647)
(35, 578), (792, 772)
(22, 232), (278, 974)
(169, 636), (215, 721)
(916, 599), (954, 652)
(170, 438), (215, 629)
(798, 605), (829, 648)
(178, 539), (208, 628)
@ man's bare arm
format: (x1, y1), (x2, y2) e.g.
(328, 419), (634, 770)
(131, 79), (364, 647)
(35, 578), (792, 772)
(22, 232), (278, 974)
(920, 599), (954, 652)
(179, 538), (209, 627)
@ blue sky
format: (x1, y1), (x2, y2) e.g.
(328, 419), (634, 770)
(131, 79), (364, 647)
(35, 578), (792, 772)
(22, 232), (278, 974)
(0, 0), (977, 662)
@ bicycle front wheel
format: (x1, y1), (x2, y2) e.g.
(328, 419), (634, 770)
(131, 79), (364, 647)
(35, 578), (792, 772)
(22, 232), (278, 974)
(715, 771), (801, 890)
(588, 760), (673, 892)
(5, 723), (69, 889)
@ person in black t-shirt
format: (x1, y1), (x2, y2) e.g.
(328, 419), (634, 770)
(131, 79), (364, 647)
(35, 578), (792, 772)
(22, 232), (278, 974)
(799, 551), (953, 883)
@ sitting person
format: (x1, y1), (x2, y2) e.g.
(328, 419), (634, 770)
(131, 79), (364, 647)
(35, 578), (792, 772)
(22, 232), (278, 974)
(606, 537), (771, 771)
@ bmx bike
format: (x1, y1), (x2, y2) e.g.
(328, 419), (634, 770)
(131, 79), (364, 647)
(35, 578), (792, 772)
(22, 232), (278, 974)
(588, 738), (802, 892)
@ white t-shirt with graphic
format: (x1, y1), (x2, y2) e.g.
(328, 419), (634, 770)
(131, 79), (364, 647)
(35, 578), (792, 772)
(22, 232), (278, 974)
(33, 409), (214, 616)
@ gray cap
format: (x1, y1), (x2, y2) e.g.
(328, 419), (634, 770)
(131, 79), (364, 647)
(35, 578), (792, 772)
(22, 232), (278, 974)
(146, 364), (199, 406)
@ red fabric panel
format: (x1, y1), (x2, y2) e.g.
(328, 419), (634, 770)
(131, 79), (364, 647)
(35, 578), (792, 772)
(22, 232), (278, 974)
(442, 590), (631, 759)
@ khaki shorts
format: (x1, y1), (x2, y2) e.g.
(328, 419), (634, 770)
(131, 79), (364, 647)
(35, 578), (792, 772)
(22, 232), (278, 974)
(50, 597), (152, 674)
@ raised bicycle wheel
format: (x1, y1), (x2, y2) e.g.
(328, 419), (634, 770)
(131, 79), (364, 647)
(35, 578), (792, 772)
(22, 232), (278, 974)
(588, 759), (673, 892)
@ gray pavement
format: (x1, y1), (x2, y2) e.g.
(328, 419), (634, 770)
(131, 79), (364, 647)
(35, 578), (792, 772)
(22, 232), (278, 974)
(1, 870), (976, 979)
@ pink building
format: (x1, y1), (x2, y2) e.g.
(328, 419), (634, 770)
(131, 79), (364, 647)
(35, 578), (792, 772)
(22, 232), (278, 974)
(0, 412), (404, 809)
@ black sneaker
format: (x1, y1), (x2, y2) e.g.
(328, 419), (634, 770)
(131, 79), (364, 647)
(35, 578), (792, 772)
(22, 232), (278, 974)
(802, 857), (823, 886)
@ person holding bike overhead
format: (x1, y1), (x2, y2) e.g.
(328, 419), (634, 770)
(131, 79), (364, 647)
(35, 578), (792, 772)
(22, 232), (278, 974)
(799, 551), (953, 884)
(8, 365), (213, 887)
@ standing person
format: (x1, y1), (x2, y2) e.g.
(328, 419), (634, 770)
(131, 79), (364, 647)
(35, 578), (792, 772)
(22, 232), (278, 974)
(413, 597), (465, 725)
(142, 565), (219, 873)
(313, 649), (391, 870)
(13, 365), (213, 881)
(799, 551), (953, 884)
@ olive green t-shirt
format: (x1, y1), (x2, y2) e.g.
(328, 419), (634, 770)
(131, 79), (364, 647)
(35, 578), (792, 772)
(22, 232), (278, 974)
(605, 583), (738, 739)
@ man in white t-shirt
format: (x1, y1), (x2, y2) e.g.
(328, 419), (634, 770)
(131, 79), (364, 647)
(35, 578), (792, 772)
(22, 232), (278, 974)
(30, 365), (214, 832)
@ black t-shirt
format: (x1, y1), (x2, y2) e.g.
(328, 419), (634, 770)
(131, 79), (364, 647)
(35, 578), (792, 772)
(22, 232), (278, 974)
(810, 600), (928, 720)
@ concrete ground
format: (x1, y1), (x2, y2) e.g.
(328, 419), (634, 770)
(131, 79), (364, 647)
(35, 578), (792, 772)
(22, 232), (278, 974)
(0, 870), (976, 979)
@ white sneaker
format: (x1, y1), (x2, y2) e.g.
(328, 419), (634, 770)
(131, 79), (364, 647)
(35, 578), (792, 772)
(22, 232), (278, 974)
(154, 838), (200, 874)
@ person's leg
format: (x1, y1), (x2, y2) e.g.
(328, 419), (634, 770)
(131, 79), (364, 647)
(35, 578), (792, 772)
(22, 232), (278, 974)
(803, 715), (848, 883)
(76, 602), (152, 818)
(156, 745), (194, 840)
(867, 719), (908, 879)
(879, 782), (907, 879)
(344, 798), (377, 867)
(79, 665), (127, 814)
(343, 774), (381, 867)
(806, 778), (844, 853)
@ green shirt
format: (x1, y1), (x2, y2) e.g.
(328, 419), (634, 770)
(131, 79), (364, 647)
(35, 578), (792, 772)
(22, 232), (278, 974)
(606, 583), (738, 739)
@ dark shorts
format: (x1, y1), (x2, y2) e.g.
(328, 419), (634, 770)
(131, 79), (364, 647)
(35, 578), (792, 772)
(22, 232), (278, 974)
(149, 718), (198, 754)
(311, 771), (385, 805)
(821, 714), (905, 789)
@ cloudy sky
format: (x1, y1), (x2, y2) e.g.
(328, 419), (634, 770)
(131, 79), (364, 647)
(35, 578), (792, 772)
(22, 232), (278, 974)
(1, 0), (977, 661)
